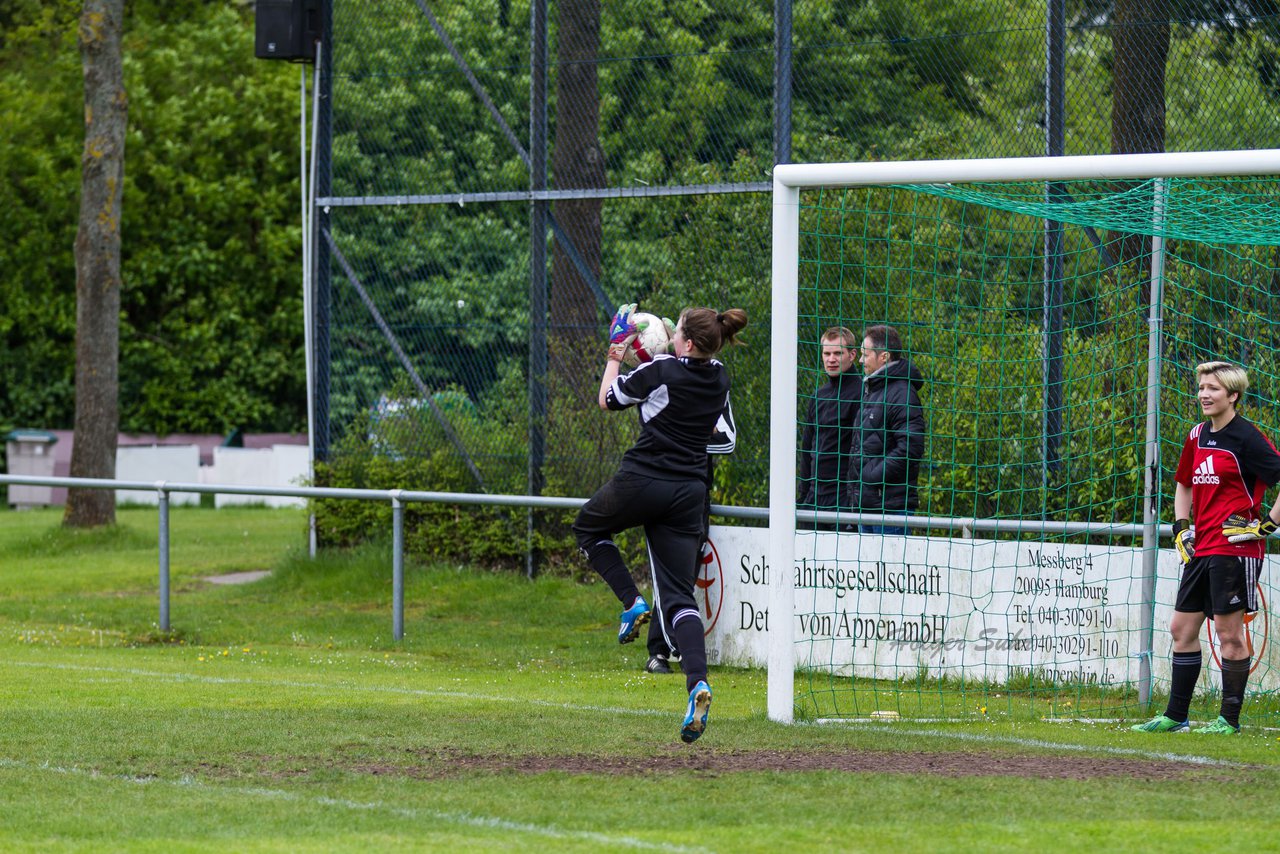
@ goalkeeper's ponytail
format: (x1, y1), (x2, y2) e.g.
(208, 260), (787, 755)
(716, 309), (748, 348)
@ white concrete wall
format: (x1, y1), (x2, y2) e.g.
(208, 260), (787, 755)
(115, 445), (201, 506)
(210, 446), (308, 508)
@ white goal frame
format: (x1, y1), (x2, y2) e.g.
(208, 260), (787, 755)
(767, 149), (1280, 723)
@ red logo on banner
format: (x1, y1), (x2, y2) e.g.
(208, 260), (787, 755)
(694, 537), (725, 636)
(1207, 584), (1268, 674)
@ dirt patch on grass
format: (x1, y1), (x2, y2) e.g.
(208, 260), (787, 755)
(335, 746), (1228, 782)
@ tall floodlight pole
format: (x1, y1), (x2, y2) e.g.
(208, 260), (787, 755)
(256, 0), (324, 555)
(1043, 0), (1066, 480)
(774, 0), (792, 166)
(314, 0), (333, 466)
(528, 0), (549, 579)
(303, 45), (322, 557)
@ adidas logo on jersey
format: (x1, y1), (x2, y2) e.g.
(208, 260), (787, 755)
(1192, 456), (1220, 485)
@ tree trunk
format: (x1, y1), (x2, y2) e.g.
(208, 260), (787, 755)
(1110, 0), (1169, 292)
(549, 0), (617, 488)
(64, 0), (125, 528)
(1110, 0), (1168, 156)
(551, 0), (605, 350)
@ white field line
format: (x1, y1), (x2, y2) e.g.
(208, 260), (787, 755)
(828, 715), (1280, 734)
(10, 661), (1241, 767)
(0, 758), (705, 853)
(1044, 717), (1280, 734)
(804, 721), (1241, 767)
(8, 659), (667, 717)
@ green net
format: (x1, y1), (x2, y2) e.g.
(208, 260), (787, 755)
(789, 175), (1280, 724)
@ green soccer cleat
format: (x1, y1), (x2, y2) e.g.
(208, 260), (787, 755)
(1194, 715), (1240, 734)
(1130, 714), (1189, 733)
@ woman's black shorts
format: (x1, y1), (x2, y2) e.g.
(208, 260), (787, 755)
(1174, 554), (1263, 616)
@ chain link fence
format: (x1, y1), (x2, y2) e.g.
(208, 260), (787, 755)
(311, 0), (1280, 528)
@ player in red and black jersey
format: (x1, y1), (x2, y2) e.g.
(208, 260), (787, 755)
(1134, 361), (1280, 735)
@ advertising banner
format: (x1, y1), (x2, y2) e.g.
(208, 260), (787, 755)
(695, 526), (1279, 688)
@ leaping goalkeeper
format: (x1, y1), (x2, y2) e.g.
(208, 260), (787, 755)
(1133, 361), (1280, 735)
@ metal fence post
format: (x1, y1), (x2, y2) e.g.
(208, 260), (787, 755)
(1043, 0), (1066, 477)
(391, 490), (404, 640)
(157, 484), (170, 633)
(773, 0), (792, 166)
(528, 0), (549, 581)
(1138, 178), (1169, 706)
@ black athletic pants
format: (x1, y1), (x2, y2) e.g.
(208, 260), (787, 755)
(646, 474), (714, 661)
(573, 471), (708, 686)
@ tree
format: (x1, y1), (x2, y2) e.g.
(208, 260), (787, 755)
(64, 0), (125, 528)
(550, 0), (605, 346)
(0, 4), (306, 436)
(1110, 0), (1169, 156)
(547, 0), (615, 486)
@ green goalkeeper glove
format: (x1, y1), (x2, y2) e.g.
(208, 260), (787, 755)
(1222, 513), (1279, 543)
(1172, 518), (1195, 565)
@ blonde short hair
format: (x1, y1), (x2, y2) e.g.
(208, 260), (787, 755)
(1196, 361), (1249, 404)
(820, 326), (858, 348)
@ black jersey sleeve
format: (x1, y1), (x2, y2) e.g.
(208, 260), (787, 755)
(1242, 422), (1280, 488)
(708, 394), (736, 456)
(605, 357), (666, 410)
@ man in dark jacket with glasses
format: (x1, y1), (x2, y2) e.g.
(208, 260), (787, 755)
(852, 324), (926, 535)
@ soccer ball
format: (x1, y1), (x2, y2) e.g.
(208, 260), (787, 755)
(623, 313), (670, 366)
(623, 312), (671, 366)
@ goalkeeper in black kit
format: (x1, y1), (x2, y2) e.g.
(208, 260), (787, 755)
(573, 302), (748, 743)
(1133, 361), (1280, 735)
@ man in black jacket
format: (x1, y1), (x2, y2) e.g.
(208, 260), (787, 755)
(852, 324), (926, 535)
(798, 327), (862, 529)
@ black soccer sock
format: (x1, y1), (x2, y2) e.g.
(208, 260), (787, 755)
(646, 617), (672, 658)
(584, 539), (641, 607)
(671, 614), (708, 693)
(1219, 657), (1251, 728)
(1164, 650), (1202, 723)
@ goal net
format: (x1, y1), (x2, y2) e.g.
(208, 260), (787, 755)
(766, 151), (1280, 724)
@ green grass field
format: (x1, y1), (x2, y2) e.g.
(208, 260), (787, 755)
(3, 507), (1280, 851)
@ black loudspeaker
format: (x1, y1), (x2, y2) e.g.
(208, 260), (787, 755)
(255, 0), (320, 62)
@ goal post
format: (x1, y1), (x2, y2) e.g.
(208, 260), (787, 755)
(768, 149), (1280, 725)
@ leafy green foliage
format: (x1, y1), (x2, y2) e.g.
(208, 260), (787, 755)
(312, 386), (584, 572)
(0, 1), (304, 434)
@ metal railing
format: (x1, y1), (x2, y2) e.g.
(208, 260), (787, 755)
(0, 473), (1151, 641)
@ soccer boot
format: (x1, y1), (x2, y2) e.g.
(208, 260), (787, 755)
(618, 597), (651, 644)
(680, 680), (712, 743)
(1194, 715), (1240, 734)
(1130, 714), (1189, 733)
(644, 655), (673, 674)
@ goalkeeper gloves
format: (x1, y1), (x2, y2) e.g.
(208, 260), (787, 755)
(1222, 513), (1279, 543)
(1172, 518), (1195, 565)
(607, 303), (643, 362)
